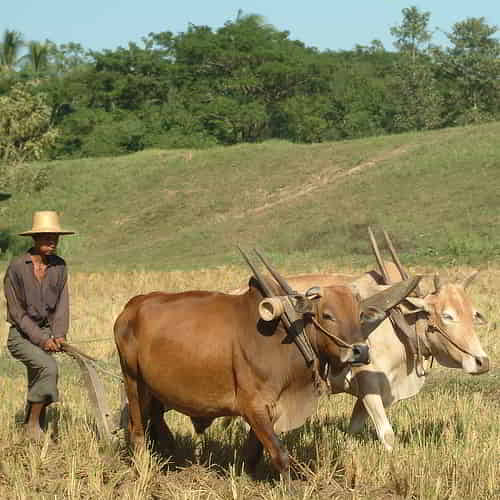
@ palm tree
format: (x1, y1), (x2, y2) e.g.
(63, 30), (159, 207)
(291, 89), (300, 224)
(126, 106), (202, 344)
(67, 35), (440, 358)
(0, 30), (24, 71)
(21, 41), (49, 76)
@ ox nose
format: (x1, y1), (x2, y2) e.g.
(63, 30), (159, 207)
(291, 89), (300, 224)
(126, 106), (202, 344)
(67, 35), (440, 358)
(351, 344), (370, 366)
(474, 356), (490, 374)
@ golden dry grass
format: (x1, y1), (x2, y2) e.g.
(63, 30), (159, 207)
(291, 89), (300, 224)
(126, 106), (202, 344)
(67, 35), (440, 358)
(0, 264), (499, 499)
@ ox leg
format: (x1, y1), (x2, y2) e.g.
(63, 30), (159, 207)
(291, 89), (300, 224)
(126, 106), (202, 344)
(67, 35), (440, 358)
(191, 417), (215, 464)
(357, 394), (395, 451)
(349, 398), (369, 434)
(150, 398), (175, 455)
(243, 409), (289, 476)
(241, 428), (263, 475)
(122, 375), (151, 451)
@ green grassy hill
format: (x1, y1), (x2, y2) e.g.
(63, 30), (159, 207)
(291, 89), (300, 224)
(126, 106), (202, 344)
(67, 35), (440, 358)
(1, 122), (499, 271)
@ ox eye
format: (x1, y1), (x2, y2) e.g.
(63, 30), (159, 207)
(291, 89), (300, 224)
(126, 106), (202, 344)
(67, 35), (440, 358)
(323, 312), (336, 322)
(474, 311), (487, 325)
(441, 311), (455, 322)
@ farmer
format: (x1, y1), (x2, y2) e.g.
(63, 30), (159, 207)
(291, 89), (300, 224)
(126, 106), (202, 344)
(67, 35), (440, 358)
(3, 211), (75, 439)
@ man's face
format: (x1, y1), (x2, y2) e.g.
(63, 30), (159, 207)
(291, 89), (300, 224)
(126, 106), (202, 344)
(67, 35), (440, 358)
(33, 233), (59, 256)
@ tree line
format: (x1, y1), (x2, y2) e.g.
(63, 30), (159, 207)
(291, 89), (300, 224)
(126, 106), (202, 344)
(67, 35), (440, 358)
(0, 7), (499, 163)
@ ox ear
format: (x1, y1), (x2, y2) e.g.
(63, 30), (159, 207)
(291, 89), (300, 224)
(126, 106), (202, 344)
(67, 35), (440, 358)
(360, 306), (387, 336)
(305, 286), (322, 301)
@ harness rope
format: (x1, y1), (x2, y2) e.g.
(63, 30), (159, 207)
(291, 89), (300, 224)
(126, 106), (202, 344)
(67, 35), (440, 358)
(401, 311), (479, 377)
(427, 316), (480, 359)
(64, 337), (115, 345)
(310, 316), (357, 349)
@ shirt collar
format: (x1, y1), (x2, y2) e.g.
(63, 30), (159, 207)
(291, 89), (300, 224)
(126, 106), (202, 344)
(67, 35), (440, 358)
(24, 248), (56, 267)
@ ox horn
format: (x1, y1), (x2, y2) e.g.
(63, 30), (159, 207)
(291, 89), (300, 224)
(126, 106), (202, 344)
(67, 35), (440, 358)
(259, 297), (285, 321)
(383, 229), (408, 280)
(254, 248), (298, 296)
(462, 270), (480, 290)
(433, 274), (442, 292)
(238, 246), (273, 298)
(383, 229), (423, 297)
(368, 226), (391, 284)
(360, 276), (422, 317)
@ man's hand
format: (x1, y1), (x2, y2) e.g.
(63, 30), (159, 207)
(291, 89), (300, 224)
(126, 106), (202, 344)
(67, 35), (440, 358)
(43, 337), (59, 352)
(54, 337), (65, 350)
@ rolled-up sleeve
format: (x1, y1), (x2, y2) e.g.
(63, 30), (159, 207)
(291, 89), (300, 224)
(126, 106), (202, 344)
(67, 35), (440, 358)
(4, 268), (50, 347)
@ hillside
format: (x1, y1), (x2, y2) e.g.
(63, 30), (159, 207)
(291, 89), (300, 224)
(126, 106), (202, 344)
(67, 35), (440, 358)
(1, 122), (499, 271)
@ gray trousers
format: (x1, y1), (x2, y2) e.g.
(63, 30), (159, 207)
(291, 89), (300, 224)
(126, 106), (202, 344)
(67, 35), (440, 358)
(7, 326), (59, 404)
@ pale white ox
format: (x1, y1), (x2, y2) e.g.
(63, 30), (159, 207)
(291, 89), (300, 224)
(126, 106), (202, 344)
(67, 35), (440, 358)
(281, 261), (489, 450)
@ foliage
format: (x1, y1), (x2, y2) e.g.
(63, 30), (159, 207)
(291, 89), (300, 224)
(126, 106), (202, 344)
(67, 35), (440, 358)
(1, 8), (499, 159)
(0, 82), (59, 165)
(433, 17), (500, 125)
(0, 227), (32, 260)
(390, 6), (432, 61)
(278, 95), (331, 142)
(47, 41), (92, 74)
(19, 41), (49, 76)
(0, 30), (24, 71)
(391, 58), (445, 132)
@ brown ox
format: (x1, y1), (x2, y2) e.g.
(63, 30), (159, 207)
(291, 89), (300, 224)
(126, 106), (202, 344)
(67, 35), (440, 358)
(278, 231), (490, 450)
(114, 257), (416, 474)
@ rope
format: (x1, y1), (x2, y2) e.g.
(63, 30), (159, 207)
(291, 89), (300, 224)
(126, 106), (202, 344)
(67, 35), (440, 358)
(1, 349), (124, 382)
(428, 316), (479, 359)
(60, 342), (123, 383)
(310, 315), (355, 349)
(66, 337), (115, 345)
(78, 357), (124, 383)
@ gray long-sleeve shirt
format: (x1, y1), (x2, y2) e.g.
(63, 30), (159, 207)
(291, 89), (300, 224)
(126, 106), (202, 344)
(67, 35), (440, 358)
(4, 249), (69, 347)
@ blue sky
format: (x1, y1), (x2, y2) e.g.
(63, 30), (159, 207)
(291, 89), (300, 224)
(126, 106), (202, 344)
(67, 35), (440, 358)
(2, 1), (499, 53)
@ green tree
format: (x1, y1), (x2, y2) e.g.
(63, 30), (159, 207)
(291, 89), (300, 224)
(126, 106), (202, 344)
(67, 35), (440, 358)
(0, 30), (24, 71)
(391, 59), (444, 132)
(277, 95), (331, 142)
(201, 96), (268, 144)
(20, 41), (49, 77)
(388, 7), (443, 131)
(390, 6), (432, 62)
(47, 41), (91, 73)
(0, 82), (59, 164)
(434, 17), (500, 124)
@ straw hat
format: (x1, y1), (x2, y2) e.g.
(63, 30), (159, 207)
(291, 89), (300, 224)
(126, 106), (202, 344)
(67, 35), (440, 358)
(19, 211), (75, 236)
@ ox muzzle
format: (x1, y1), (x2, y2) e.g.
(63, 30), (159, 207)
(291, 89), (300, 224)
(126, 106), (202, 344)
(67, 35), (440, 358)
(348, 343), (370, 366)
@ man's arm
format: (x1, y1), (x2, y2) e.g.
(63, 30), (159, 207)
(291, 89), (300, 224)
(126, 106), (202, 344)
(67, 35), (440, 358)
(3, 268), (50, 347)
(51, 270), (69, 342)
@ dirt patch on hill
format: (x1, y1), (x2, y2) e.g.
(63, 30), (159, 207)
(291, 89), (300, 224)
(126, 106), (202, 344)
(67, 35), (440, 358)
(221, 145), (409, 222)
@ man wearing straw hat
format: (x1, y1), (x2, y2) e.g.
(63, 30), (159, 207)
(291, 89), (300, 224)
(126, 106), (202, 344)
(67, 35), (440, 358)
(3, 211), (74, 439)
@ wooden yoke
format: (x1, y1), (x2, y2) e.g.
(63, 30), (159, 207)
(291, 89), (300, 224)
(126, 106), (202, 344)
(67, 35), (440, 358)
(368, 227), (418, 353)
(368, 227), (429, 377)
(238, 247), (317, 366)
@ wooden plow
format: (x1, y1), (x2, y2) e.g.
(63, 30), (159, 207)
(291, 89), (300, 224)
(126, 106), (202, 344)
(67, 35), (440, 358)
(61, 342), (125, 443)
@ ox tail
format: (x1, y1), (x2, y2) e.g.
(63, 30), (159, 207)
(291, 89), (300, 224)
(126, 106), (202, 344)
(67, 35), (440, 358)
(113, 305), (140, 379)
